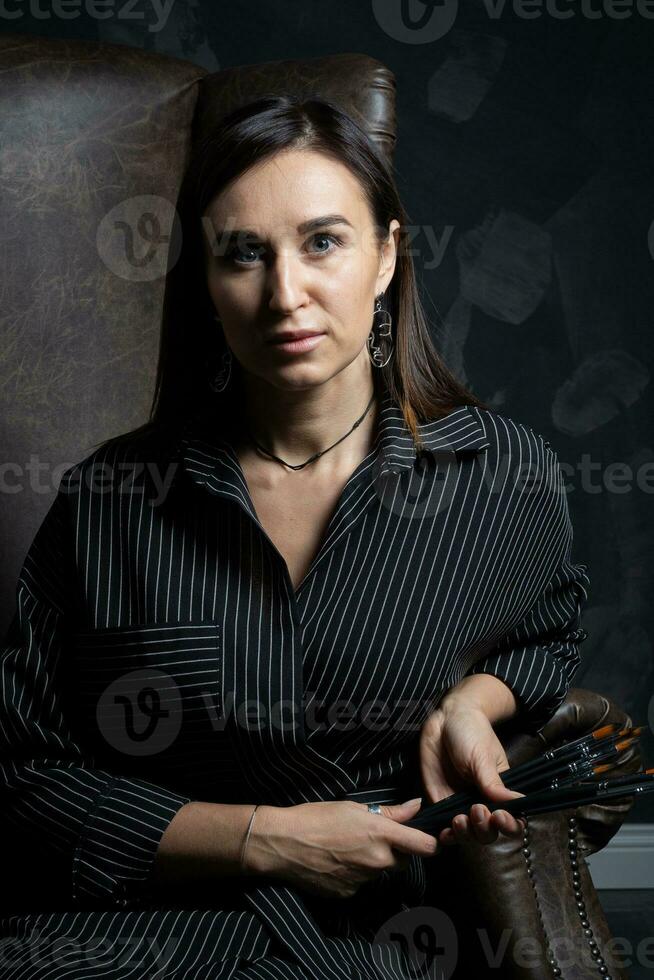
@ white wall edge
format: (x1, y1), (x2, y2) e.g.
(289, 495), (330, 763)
(586, 823), (654, 889)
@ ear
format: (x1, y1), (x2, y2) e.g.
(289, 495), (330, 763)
(376, 219), (401, 294)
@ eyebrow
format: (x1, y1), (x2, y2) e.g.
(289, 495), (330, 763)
(297, 213), (354, 234)
(214, 214), (354, 240)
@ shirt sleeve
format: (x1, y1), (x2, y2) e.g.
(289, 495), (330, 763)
(464, 440), (590, 735)
(465, 555), (590, 734)
(0, 478), (193, 909)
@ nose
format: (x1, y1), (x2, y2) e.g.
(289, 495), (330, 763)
(266, 250), (310, 315)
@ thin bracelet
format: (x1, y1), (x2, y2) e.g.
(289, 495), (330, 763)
(240, 804), (260, 872)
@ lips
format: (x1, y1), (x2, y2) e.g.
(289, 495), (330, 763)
(267, 330), (324, 344)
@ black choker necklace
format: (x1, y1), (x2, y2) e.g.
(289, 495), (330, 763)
(244, 392), (377, 471)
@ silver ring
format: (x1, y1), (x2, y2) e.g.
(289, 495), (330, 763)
(367, 803), (383, 815)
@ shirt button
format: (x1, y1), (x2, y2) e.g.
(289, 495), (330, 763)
(115, 883), (130, 908)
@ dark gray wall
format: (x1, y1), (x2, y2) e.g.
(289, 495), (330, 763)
(2, 0), (652, 821)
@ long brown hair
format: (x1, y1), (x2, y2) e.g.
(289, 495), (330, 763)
(92, 95), (487, 454)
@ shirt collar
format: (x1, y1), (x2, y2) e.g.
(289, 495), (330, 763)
(373, 390), (490, 477)
(173, 385), (490, 503)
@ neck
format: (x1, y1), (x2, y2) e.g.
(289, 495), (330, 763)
(234, 364), (380, 470)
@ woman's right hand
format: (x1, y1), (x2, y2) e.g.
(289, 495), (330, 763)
(242, 798), (437, 899)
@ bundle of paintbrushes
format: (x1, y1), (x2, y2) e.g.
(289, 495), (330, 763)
(405, 723), (653, 835)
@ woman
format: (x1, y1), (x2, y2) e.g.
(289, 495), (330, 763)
(0, 96), (589, 979)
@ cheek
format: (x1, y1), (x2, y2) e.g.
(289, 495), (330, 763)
(205, 274), (225, 314)
(206, 271), (235, 309)
(335, 273), (379, 334)
(335, 258), (375, 296)
(329, 290), (375, 345)
(207, 276), (258, 330)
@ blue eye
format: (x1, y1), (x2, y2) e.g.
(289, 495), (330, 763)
(225, 233), (341, 266)
(225, 242), (265, 265)
(310, 233), (340, 254)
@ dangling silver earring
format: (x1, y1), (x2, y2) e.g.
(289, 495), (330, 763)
(209, 314), (233, 393)
(367, 293), (394, 368)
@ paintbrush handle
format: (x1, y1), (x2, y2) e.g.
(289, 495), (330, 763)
(405, 779), (654, 835)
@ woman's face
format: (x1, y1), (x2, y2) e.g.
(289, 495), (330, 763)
(202, 148), (400, 392)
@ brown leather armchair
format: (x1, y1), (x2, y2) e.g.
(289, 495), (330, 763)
(0, 34), (640, 980)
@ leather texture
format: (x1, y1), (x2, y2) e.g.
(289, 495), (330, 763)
(0, 35), (638, 978)
(193, 51), (397, 163)
(0, 32), (207, 634)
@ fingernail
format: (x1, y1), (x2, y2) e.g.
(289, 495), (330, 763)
(403, 797), (422, 806)
(472, 804), (485, 823)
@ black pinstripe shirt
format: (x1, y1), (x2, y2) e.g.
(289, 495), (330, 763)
(0, 380), (590, 979)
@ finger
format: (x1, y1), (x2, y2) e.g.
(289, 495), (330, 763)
(419, 762), (458, 805)
(424, 779), (458, 805)
(419, 738), (460, 803)
(490, 809), (525, 836)
(419, 763), (458, 804)
(373, 799), (423, 824)
(377, 800), (439, 854)
(441, 810), (525, 845)
(388, 829), (439, 857)
(471, 751), (527, 803)
(468, 804), (500, 844)
(476, 774), (525, 802)
(450, 813), (472, 842)
(378, 799), (422, 818)
(385, 823), (438, 857)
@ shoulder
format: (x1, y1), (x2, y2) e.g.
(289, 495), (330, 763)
(467, 405), (557, 460)
(466, 405), (570, 516)
(57, 425), (181, 499)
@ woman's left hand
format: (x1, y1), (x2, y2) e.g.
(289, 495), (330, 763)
(418, 701), (527, 847)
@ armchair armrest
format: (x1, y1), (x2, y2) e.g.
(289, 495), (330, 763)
(423, 688), (640, 979)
